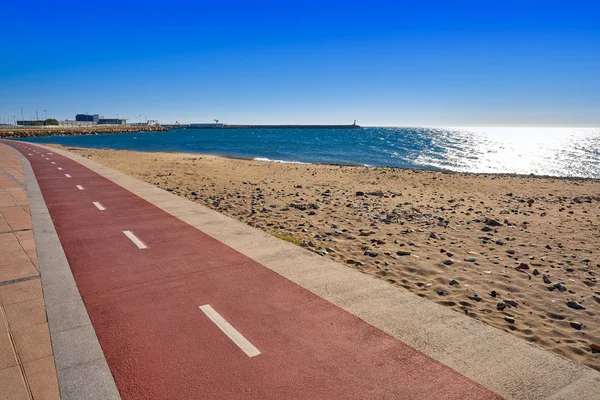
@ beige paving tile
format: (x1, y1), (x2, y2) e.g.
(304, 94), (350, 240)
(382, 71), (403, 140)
(4, 298), (47, 331)
(0, 251), (38, 283)
(23, 356), (60, 400)
(0, 193), (17, 207)
(0, 216), (10, 233)
(12, 322), (53, 363)
(9, 191), (28, 206)
(0, 234), (22, 254)
(0, 320), (17, 370)
(14, 231), (33, 242)
(0, 365), (29, 400)
(0, 208), (32, 231)
(0, 279), (43, 306)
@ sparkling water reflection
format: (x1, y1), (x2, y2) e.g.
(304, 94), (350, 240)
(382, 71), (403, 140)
(20, 126), (600, 179)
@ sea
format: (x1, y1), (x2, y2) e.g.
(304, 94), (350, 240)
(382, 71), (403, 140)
(18, 127), (600, 179)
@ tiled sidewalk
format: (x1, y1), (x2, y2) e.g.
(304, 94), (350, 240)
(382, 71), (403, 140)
(0, 144), (59, 400)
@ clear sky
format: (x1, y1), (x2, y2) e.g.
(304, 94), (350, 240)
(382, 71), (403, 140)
(1, 0), (599, 126)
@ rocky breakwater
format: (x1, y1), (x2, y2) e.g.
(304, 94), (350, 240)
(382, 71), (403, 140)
(0, 125), (169, 139)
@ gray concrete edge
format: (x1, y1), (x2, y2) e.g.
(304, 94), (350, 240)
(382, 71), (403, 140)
(45, 144), (600, 400)
(2, 142), (121, 400)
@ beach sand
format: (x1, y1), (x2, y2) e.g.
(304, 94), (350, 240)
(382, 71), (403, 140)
(58, 146), (600, 371)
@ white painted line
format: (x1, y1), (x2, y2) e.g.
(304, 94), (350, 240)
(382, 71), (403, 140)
(123, 231), (147, 249)
(51, 162), (55, 164)
(93, 202), (106, 211)
(45, 158), (49, 160)
(199, 304), (261, 358)
(47, 153), (53, 155)
(57, 167), (63, 170)
(65, 174), (71, 178)
(28, 153), (33, 156)
(76, 185), (84, 190)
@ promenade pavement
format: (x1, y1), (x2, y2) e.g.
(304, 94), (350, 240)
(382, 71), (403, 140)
(2, 139), (600, 399)
(0, 144), (60, 400)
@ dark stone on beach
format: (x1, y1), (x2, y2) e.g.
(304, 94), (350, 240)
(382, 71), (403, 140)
(532, 269), (540, 276)
(495, 240), (504, 246)
(468, 294), (482, 302)
(504, 300), (518, 307)
(396, 251), (411, 256)
(592, 344), (600, 353)
(485, 218), (502, 227)
(504, 317), (515, 324)
(481, 226), (493, 232)
(567, 301), (585, 310)
(554, 283), (567, 292)
(507, 249), (516, 255)
(437, 290), (448, 296)
(489, 290), (498, 298)
(497, 302), (507, 311)
(294, 184), (303, 188)
(516, 263), (529, 270)
(446, 252), (453, 257)
(449, 279), (459, 286)
(355, 191), (364, 196)
(543, 275), (552, 284)
(367, 190), (385, 197)
(364, 251), (378, 258)
(346, 259), (356, 265)
(429, 232), (438, 239)
(546, 245), (552, 250)
(464, 257), (476, 262)
(570, 321), (583, 330)
(443, 259), (454, 266)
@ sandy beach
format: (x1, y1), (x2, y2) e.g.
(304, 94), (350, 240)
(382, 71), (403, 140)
(58, 145), (600, 371)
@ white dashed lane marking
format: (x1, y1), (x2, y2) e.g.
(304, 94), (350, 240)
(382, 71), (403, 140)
(76, 185), (84, 190)
(123, 231), (147, 249)
(199, 305), (261, 358)
(93, 202), (106, 211)
(65, 174), (71, 178)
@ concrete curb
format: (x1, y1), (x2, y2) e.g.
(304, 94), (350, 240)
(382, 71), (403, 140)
(2, 142), (121, 400)
(42, 143), (600, 400)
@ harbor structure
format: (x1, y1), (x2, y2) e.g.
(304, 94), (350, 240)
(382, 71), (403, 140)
(76, 114), (100, 123)
(98, 118), (128, 125)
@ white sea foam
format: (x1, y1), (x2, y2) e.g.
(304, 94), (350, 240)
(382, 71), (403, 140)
(253, 157), (309, 164)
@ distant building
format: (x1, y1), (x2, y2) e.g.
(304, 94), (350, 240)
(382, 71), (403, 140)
(17, 120), (45, 126)
(97, 118), (127, 125)
(75, 114), (100, 123)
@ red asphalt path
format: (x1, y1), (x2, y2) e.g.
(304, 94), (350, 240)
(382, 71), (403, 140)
(5, 141), (501, 400)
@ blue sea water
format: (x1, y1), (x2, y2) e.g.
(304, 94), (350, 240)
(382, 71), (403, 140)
(18, 127), (600, 179)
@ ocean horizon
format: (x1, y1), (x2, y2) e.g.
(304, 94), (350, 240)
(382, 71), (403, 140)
(17, 126), (600, 179)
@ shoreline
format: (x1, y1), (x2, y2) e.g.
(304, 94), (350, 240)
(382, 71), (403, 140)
(56, 145), (600, 182)
(48, 144), (600, 372)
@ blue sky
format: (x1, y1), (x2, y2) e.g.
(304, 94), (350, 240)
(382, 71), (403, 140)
(1, 1), (599, 126)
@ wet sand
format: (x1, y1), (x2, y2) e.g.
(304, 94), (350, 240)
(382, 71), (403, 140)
(59, 146), (600, 371)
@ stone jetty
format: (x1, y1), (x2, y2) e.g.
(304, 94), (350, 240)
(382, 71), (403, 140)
(0, 125), (169, 138)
